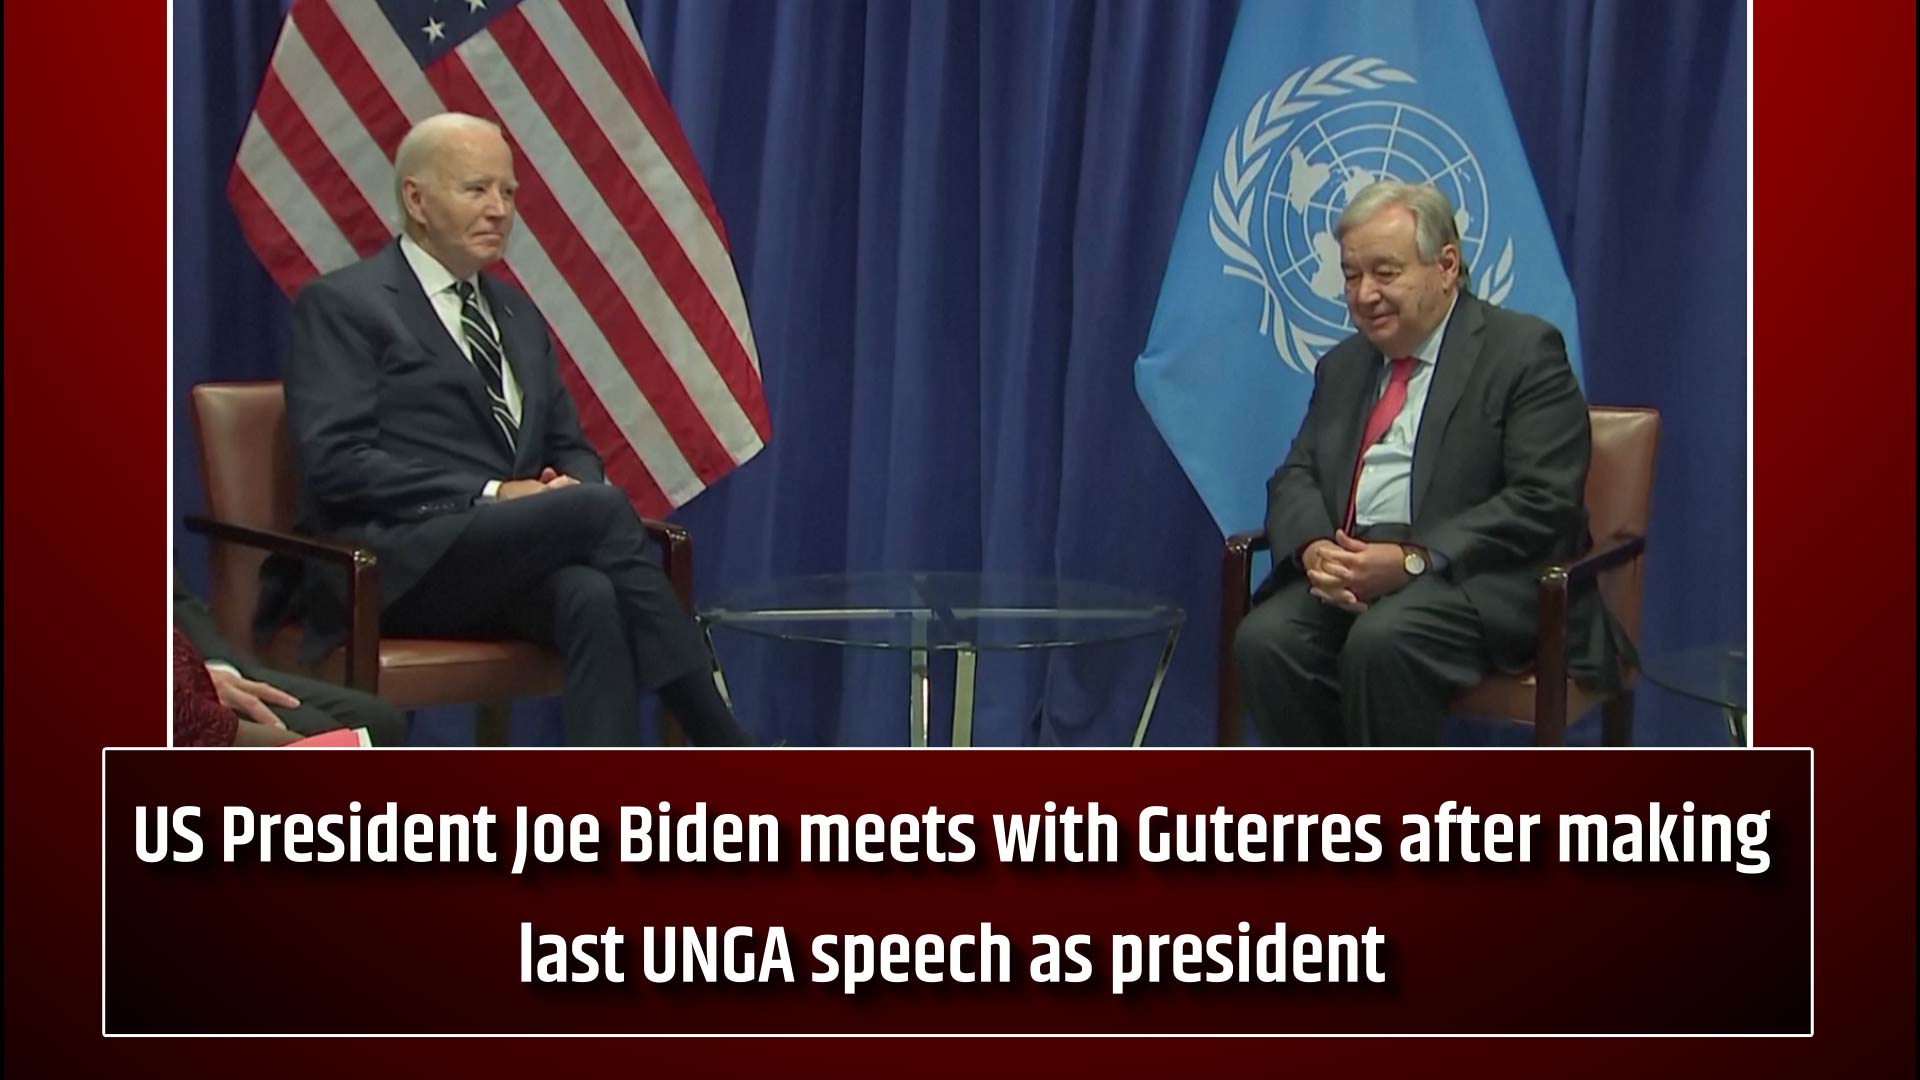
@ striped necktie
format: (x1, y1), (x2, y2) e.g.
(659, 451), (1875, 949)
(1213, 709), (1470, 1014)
(452, 280), (518, 451)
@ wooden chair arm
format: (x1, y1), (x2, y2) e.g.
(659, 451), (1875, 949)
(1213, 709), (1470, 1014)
(182, 514), (382, 693)
(640, 517), (693, 615)
(1531, 532), (1646, 744)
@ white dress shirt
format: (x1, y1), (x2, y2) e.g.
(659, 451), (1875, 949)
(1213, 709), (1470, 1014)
(399, 235), (523, 498)
(398, 234), (524, 425)
(1351, 292), (1459, 528)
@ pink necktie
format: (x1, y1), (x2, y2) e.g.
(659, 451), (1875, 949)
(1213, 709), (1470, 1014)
(1343, 356), (1417, 531)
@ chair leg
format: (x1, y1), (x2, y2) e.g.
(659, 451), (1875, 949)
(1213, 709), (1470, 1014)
(475, 701), (513, 747)
(1601, 689), (1635, 747)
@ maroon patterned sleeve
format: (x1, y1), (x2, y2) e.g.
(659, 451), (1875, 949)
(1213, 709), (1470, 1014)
(172, 629), (237, 747)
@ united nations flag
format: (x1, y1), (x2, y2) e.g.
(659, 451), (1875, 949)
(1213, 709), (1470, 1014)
(1135, 0), (1582, 539)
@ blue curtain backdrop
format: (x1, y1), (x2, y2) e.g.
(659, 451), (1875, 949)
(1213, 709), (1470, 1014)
(172, 0), (1747, 746)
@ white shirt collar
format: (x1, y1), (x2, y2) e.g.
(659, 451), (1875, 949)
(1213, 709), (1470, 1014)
(398, 233), (475, 299)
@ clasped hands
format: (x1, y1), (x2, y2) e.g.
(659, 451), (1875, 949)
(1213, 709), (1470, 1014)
(498, 467), (584, 501)
(1303, 530), (1411, 613)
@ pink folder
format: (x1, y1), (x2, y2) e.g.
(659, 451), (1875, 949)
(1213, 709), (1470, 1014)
(282, 727), (372, 749)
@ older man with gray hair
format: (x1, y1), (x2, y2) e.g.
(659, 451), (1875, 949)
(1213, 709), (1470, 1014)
(1232, 180), (1620, 746)
(256, 113), (749, 747)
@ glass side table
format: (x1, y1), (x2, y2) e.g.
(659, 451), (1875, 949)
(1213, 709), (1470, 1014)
(699, 572), (1184, 747)
(1640, 646), (1747, 746)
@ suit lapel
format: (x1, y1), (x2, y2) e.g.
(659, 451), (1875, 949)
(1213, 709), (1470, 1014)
(1410, 292), (1484, 520)
(380, 243), (503, 447)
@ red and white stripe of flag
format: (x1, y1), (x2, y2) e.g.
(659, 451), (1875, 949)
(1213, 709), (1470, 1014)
(228, 0), (769, 515)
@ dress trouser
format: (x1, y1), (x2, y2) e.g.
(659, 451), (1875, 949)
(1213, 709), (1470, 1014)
(1233, 525), (1491, 746)
(383, 483), (744, 746)
(255, 666), (411, 746)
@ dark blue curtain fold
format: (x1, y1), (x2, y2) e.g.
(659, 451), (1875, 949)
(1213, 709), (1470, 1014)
(172, 0), (1746, 746)
(1481, 0), (1749, 719)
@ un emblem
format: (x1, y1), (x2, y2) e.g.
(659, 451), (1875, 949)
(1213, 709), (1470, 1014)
(1210, 56), (1517, 373)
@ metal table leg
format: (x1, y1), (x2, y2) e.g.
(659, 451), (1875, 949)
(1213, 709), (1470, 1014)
(909, 649), (931, 747)
(1129, 626), (1182, 749)
(952, 649), (977, 748)
(909, 612), (930, 748)
(702, 622), (734, 710)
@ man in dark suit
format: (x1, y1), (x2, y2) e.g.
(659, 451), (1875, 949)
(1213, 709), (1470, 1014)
(175, 577), (405, 745)
(260, 112), (747, 747)
(1233, 181), (1618, 746)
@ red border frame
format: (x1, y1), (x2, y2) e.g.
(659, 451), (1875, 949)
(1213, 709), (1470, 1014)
(3, 0), (1913, 1071)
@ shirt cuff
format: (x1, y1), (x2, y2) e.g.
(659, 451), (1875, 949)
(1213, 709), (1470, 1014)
(205, 660), (242, 678)
(482, 479), (502, 499)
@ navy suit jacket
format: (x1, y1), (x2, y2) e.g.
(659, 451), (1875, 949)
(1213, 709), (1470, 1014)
(257, 240), (605, 655)
(1257, 291), (1620, 686)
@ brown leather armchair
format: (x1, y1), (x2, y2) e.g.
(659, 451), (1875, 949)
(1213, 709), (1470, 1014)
(185, 380), (690, 745)
(1218, 406), (1660, 747)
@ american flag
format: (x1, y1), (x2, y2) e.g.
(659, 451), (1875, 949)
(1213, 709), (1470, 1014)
(228, 0), (770, 515)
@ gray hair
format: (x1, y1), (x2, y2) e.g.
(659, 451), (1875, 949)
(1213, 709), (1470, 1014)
(392, 112), (504, 225)
(1335, 180), (1470, 287)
